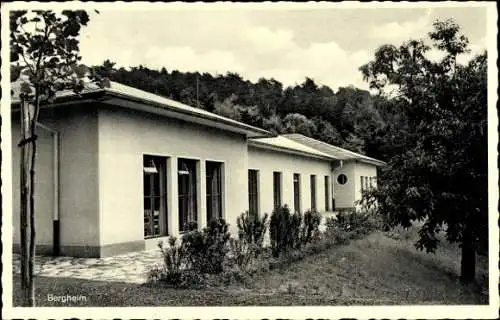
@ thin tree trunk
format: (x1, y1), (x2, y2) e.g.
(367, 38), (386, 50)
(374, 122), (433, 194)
(19, 100), (30, 306)
(28, 97), (40, 307)
(460, 225), (476, 283)
(28, 137), (37, 306)
(19, 99), (39, 307)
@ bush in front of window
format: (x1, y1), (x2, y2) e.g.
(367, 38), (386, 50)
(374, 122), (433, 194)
(302, 210), (322, 244)
(236, 211), (269, 254)
(147, 236), (205, 288)
(182, 218), (231, 274)
(270, 205), (291, 257)
(229, 211), (270, 272)
(269, 205), (307, 257)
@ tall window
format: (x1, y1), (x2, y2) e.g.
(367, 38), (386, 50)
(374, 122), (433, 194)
(178, 158), (198, 232)
(206, 161), (223, 223)
(273, 171), (282, 209)
(143, 155), (167, 238)
(361, 176), (366, 192)
(293, 173), (301, 213)
(324, 175), (330, 211)
(248, 169), (259, 217)
(310, 175), (317, 211)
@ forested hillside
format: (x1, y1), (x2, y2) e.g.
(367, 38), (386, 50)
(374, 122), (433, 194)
(93, 60), (391, 161)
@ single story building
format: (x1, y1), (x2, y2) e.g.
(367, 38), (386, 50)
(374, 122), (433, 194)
(283, 134), (386, 210)
(11, 81), (385, 258)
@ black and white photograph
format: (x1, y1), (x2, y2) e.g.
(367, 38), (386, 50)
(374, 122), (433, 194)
(1, 1), (498, 319)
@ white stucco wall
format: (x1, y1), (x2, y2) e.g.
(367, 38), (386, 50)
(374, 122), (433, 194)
(332, 160), (356, 209)
(12, 119), (54, 246)
(12, 106), (100, 250)
(97, 106), (249, 247)
(247, 146), (332, 217)
(333, 160), (378, 209)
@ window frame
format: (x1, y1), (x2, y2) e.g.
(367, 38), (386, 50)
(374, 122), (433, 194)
(178, 158), (198, 232)
(324, 175), (330, 211)
(248, 169), (259, 217)
(143, 155), (168, 239)
(273, 171), (282, 209)
(337, 174), (348, 185)
(206, 161), (223, 223)
(293, 173), (301, 214)
(310, 174), (317, 211)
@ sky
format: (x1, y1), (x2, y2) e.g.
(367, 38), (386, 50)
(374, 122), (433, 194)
(78, 4), (489, 91)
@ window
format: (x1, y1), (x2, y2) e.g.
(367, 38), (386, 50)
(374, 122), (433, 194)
(310, 175), (317, 211)
(337, 174), (348, 185)
(178, 158), (198, 232)
(324, 176), (330, 211)
(361, 176), (372, 192)
(248, 169), (259, 217)
(293, 173), (301, 213)
(143, 155), (167, 238)
(273, 171), (282, 209)
(206, 161), (223, 223)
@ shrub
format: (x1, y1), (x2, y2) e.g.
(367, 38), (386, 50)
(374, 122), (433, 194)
(270, 205), (325, 257)
(236, 211), (268, 254)
(147, 237), (206, 288)
(228, 237), (254, 271)
(270, 205), (291, 257)
(302, 210), (322, 244)
(182, 218), (231, 274)
(270, 205), (304, 257)
(325, 208), (383, 244)
(290, 211), (303, 249)
(158, 236), (185, 282)
(216, 267), (252, 286)
(325, 217), (352, 245)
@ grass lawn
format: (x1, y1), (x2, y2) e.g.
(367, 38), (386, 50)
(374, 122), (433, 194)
(12, 228), (488, 306)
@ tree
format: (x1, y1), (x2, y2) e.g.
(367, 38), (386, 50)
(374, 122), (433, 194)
(10, 9), (106, 306)
(213, 94), (242, 121)
(359, 19), (487, 282)
(262, 113), (284, 135)
(282, 113), (317, 137)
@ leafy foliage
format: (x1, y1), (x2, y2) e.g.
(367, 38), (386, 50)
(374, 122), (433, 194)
(325, 209), (382, 245)
(301, 210), (322, 244)
(10, 10), (108, 102)
(269, 206), (323, 257)
(236, 211), (268, 252)
(228, 211), (269, 271)
(148, 236), (205, 288)
(359, 18), (487, 281)
(181, 218), (231, 274)
(269, 205), (293, 257)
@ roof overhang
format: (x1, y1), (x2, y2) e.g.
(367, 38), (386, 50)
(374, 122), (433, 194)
(101, 90), (271, 138)
(352, 158), (387, 167)
(11, 88), (272, 139)
(248, 140), (334, 161)
(282, 133), (387, 167)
